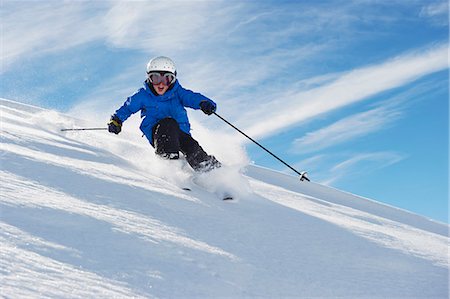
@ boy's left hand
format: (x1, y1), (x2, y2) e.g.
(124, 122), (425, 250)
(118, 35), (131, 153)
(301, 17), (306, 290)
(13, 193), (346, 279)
(200, 100), (216, 115)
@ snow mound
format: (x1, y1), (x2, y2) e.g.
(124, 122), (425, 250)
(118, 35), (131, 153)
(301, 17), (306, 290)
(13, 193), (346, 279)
(1, 98), (449, 298)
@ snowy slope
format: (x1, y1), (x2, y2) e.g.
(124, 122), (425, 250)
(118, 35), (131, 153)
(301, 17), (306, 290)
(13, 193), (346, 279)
(1, 98), (449, 299)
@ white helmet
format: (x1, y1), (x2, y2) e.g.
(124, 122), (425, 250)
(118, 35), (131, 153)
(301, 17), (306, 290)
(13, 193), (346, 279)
(146, 56), (177, 75)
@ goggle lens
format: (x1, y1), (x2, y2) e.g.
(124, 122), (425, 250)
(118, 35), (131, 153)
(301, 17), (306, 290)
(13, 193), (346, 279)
(148, 72), (175, 85)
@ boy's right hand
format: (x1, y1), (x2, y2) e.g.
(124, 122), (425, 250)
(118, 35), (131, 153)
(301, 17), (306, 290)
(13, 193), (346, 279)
(108, 115), (122, 134)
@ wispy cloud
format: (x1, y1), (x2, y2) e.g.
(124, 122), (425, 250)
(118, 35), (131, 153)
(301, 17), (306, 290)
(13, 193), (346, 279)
(240, 44), (448, 139)
(292, 104), (403, 154)
(322, 151), (406, 185)
(419, 1), (449, 26)
(331, 152), (405, 173)
(1, 2), (107, 72)
(102, 1), (233, 52)
(1, 1), (235, 72)
(291, 76), (445, 154)
(281, 150), (406, 186)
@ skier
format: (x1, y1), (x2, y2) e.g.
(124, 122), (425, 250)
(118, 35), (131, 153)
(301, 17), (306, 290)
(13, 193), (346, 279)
(108, 56), (221, 172)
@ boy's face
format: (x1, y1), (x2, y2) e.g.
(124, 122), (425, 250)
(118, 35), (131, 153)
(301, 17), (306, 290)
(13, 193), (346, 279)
(148, 72), (175, 95)
(153, 82), (169, 95)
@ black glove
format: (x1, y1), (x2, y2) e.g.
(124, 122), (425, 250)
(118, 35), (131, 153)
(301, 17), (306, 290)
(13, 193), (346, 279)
(200, 100), (216, 115)
(108, 115), (122, 134)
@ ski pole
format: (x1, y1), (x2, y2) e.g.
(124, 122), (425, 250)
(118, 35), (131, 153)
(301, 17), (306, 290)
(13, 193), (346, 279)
(213, 112), (310, 182)
(60, 127), (108, 132)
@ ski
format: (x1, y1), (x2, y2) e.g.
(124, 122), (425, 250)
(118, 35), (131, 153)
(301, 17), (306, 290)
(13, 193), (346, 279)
(184, 186), (233, 200)
(159, 165), (241, 201)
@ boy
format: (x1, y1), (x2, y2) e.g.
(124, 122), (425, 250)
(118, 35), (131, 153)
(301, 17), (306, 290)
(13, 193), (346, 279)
(108, 56), (220, 172)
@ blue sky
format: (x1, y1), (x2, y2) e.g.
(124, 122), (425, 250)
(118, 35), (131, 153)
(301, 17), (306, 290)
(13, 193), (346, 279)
(1, 1), (448, 222)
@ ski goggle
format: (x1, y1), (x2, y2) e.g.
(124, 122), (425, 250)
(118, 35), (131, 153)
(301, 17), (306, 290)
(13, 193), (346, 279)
(147, 72), (176, 85)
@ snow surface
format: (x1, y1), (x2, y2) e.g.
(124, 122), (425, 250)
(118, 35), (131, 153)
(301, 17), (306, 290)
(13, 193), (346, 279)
(1, 98), (449, 298)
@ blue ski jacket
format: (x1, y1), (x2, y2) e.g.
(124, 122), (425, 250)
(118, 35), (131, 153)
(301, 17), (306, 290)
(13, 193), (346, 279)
(114, 80), (214, 144)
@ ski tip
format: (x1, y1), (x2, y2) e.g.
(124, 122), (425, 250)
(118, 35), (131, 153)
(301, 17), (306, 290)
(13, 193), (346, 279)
(181, 187), (192, 191)
(223, 196), (234, 201)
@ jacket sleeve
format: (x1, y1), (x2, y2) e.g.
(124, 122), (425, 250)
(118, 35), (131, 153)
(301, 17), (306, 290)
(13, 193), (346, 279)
(114, 89), (144, 122)
(177, 85), (214, 109)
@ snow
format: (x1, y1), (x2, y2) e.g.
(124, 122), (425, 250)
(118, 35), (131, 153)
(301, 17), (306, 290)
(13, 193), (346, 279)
(1, 98), (449, 298)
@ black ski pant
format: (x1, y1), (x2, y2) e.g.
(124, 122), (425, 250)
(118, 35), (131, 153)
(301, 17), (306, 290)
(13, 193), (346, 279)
(152, 118), (220, 172)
